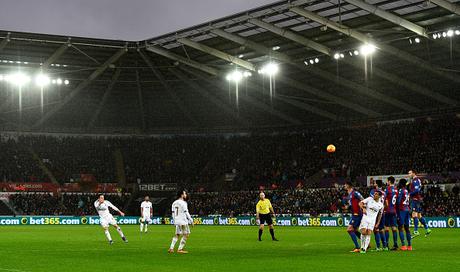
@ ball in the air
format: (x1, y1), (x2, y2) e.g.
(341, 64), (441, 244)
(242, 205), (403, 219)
(327, 144), (336, 153)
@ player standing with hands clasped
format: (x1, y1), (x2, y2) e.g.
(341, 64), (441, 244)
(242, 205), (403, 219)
(94, 195), (128, 245)
(256, 192), (278, 241)
(358, 191), (384, 253)
(169, 190), (194, 254)
(140, 196), (153, 233)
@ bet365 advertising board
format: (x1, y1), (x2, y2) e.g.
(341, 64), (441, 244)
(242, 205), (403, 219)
(0, 216), (459, 228)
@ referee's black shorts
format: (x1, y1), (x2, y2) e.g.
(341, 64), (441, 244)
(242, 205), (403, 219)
(259, 213), (273, 225)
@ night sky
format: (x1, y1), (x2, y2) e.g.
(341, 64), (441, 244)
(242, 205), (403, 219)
(0, 0), (277, 40)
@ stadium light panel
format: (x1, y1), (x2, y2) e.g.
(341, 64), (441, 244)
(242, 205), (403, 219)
(259, 62), (279, 76)
(56, 78), (63, 85)
(226, 71), (243, 83)
(5, 72), (30, 87)
(64, 79), (70, 85)
(359, 43), (376, 57)
(272, 46), (280, 51)
(35, 74), (50, 87)
(432, 33), (437, 39)
(447, 30), (454, 37)
(415, 38), (420, 43)
(339, 54), (345, 59)
(314, 58), (319, 63)
(309, 59), (315, 65)
(334, 53), (340, 60)
(442, 32), (447, 37)
(354, 50), (359, 56)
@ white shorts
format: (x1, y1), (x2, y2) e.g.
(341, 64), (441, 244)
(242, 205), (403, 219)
(359, 216), (376, 231)
(100, 215), (117, 228)
(141, 215), (152, 224)
(175, 224), (190, 235)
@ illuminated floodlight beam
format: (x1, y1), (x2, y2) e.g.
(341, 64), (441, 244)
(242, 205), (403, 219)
(359, 43), (377, 57)
(5, 72), (30, 87)
(226, 70), (243, 83)
(35, 74), (50, 87)
(258, 62), (279, 76)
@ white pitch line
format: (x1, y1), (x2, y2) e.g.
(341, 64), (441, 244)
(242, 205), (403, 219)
(0, 268), (29, 272)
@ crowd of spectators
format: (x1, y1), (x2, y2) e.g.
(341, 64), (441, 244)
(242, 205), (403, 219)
(9, 193), (130, 216)
(7, 184), (459, 217)
(0, 117), (459, 191)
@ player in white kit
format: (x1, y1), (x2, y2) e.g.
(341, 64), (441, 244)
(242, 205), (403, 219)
(169, 190), (194, 254)
(94, 195), (128, 245)
(140, 196), (153, 233)
(358, 191), (384, 253)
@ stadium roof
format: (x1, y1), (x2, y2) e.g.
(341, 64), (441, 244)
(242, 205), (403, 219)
(0, 0), (459, 134)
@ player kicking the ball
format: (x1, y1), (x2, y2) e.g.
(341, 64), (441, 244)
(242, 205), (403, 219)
(94, 195), (128, 245)
(358, 191), (384, 253)
(140, 196), (153, 233)
(169, 190), (194, 254)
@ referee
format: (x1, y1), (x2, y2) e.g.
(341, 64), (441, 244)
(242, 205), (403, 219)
(256, 192), (278, 241)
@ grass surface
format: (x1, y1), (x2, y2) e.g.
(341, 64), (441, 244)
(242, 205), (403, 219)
(0, 225), (458, 272)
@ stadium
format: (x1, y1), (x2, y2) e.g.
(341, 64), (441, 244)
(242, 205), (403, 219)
(0, 0), (459, 271)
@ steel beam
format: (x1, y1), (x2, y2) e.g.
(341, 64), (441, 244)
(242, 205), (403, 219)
(136, 70), (147, 131)
(0, 33), (10, 52)
(42, 41), (71, 69)
(345, 0), (428, 37)
(210, 29), (292, 63)
(178, 38), (256, 71)
(138, 50), (199, 127)
(290, 6), (460, 85)
(169, 68), (250, 127)
(276, 75), (383, 117)
(430, 0), (460, 16)
(249, 18), (332, 56)
(189, 69), (307, 124)
(33, 47), (127, 128)
(212, 28), (398, 115)
(87, 68), (121, 128)
(146, 45), (219, 76)
(343, 58), (458, 106)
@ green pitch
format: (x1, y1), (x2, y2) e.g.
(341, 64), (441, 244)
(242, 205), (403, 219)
(0, 226), (459, 272)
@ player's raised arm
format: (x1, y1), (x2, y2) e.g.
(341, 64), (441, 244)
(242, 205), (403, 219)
(107, 201), (125, 216)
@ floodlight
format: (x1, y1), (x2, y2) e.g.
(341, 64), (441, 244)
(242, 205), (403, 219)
(5, 72), (30, 87)
(226, 71), (243, 83)
(35, 74), (50, 87)
(359, 43), (376, 56)
(259, 62), (279, 76)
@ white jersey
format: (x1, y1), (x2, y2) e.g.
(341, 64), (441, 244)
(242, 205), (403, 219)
(172, 199), (192, 226)
(141, 201), (153, 216)
(362, 197), (384, 222)
(94, 200), (120, 218)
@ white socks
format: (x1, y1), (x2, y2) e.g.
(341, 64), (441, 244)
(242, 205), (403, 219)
(116, 227), (125, 238)
(140, 223), (144, 232)
(104, 230), (112, 241)
(144, 224), (148, 232)
(170, 237), (178, 250)
(178, 237), (187, 250)
(361, 235), (371, 250)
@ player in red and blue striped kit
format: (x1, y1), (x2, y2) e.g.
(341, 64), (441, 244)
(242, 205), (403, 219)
(397, 178), (412, 251)
(369, 180), (387, 251)
(345, 181), (364, 253)
(385, 176), (399, 250)
(408, 170), (432, 237)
